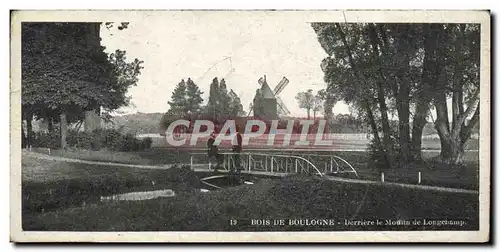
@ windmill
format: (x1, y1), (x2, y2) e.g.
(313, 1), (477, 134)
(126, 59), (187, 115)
(250, 75), (290, 119)
(273, 77), (291, 115)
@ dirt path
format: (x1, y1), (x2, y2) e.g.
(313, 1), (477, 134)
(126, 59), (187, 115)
(22, 150), (185, 170)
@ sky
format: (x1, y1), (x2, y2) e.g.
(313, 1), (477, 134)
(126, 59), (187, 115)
(99, 11), (351, 117)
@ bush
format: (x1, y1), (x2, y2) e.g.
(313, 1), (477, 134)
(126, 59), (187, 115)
(31, 127), (151, 152)
(67, 130), (93, 149)
(141, 137), (153, 150)
(32, 131), (60, 149)
(99, 129), (123, 150)
(115, 132), (142, 152)
(367, 138), (389, 171)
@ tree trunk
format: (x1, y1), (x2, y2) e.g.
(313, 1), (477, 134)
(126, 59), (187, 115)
(26, 115), (33, 147)
(60, 112), (68, 149)
(414, 23), (446, 161)
(451, 25), (466, 132)
(376, 82), (395, 168)
(439, 137), (465, 166)
(307, 109), (310, 120)
(434, 89), (452, 160)
(397, 84), (411, 163)
(47, 118), (53, 133)
(365, 101), (382, 149)
(411, 101), (429, 160)
(391, 25), (412, 164)
(22, 121), (27, 148)
(460, 104), (479, 147)
(367, 23), (396, 167)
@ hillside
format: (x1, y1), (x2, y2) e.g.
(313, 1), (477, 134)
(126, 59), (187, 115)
(109, 112), (164, 135)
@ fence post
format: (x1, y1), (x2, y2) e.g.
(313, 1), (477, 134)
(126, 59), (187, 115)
(418, 172), (421, 184)
(190, 156), (193, 170)
(271, 157), (274, 173)
(295, 159), (298, 173)
(381, 172), (385, 182)
(248, 155), (251, 172)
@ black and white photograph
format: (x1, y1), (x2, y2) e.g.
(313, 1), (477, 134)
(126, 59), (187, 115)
(10, 10), (490, 242)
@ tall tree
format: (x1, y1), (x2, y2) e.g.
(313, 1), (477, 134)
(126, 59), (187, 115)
(317, 88), (338, 122)
(167, 78), (204, 116)
(204, 77), (242, 118)
(206, 77), (220, 119)
(228, 89), (245, 116)
(312, 22), (480, 166)
(218, 78), (231, 112)
(295, 89), (315, 119)
(22, 22), (144, 148)
(431, 24), (480, 165)
(312, 92), (324, 120)
(167, 79), (187, 116)
(185, 78), (204, 114)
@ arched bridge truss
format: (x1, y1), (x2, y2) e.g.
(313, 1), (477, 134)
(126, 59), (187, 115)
(189, 152), (358, 177)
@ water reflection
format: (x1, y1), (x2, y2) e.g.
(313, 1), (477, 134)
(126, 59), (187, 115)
(100, 189), (175, 201)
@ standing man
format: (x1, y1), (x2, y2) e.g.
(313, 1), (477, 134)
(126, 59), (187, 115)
(232, 125), (243, 174)
(207, 131), (223, 171)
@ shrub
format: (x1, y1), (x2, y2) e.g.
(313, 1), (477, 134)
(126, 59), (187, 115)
(67, 130), (93, 149)
(99, 129), (123, 150)
(367, 138), (389, 171)
(34, 127), (150, 152)
(141, 137), (153, 150)
(115, 132), (141, 152)
(32, 131), (60, 149)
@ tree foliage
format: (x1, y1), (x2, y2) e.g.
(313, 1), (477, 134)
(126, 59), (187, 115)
(22, 22), (144, 147)
(295, 89), (315, 119)
(312, 22), (480, 166)
(167, 78), (204, 115)
(204, 77), (244, 118)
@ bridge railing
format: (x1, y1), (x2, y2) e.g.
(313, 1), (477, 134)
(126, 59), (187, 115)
(189, 152), (358, 177)
(295, 153), (358, 177)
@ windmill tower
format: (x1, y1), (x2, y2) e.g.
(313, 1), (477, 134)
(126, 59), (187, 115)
(251, 75), (290, 120)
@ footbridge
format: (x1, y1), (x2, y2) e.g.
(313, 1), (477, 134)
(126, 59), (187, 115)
(189, 152), (479, 195)
(189, 152), (358, 177)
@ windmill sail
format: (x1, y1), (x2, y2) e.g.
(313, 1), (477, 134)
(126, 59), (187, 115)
(276, 97), (290, 115)
(273, 77), (289, 96)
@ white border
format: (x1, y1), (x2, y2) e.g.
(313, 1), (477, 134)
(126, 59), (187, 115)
(9, 9), (491, 243)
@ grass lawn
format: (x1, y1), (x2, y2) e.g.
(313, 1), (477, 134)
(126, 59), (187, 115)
(22, 155), (202, 214)
(328, 151), (479, 190)
(22, 153), (479, 231)
(23, 173), (479, 231)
